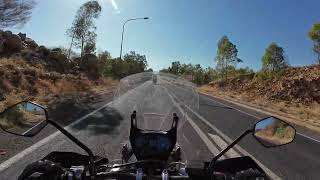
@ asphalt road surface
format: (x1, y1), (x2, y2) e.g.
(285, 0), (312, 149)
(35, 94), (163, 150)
(0, 75), (319, 180)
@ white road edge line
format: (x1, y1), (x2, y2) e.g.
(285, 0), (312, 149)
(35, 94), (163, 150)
(200, 94), (320, 144)
(167, 80), (319, 144)
(0, 102), (112, 173)
(208, 133), (240, 158)
(185, 105), (281, 180)
(162, 83), (281, 180)
(296, 132), (320, 143)
(200, 94), (262, 119)
(22, 120), (45, 136)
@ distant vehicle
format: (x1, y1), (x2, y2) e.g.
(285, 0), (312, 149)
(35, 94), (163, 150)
(152, 74), (157, 84)
(0, 73), (296, 180)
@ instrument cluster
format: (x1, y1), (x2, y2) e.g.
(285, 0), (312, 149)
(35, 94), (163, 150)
(133, 134), (173, 158)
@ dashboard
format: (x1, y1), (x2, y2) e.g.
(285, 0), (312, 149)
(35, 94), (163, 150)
(132, 133), (174, 160)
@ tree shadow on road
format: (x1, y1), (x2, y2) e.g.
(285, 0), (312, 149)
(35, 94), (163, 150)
(47, 96), (100, 126)
(70, 106), (124, 135)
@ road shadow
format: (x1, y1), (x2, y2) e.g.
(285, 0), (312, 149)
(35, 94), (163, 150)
(47, 96), (99, 126)
(70, 106), (124, 135)
(0, 92), (115, 163)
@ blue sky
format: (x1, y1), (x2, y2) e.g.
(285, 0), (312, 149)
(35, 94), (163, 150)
(255, 118), (273, 130)
(9, 0), (320, 71)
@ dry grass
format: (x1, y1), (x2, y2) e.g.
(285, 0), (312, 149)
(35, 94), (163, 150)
(37, 78), (79, 94)
(90, 77), (118, 93)
(0, 117), (9, 129)
(255, 127), (295, 145)
(198, 85), (320, 132)
(0, 57), (118, 116)
(0, 57), (44, 71)
(21, 110), (44, 123)
(0, 92), (24, 112)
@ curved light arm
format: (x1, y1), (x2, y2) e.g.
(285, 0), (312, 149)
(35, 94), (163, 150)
(120, 17), (149, 59)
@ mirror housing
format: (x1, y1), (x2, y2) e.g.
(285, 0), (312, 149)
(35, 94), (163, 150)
(253, 116), (296, 148)
(210, 116), (296, 170)
(0, 101), (96, 176)
(0, 101), (48, 137)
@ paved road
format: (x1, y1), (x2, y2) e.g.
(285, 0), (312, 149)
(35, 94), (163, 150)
(0, 75), (319, 179)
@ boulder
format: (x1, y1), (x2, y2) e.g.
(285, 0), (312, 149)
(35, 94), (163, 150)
(38, 45), (50, 57)
(0, 30), (3, 39)
(2, 31), (12, 39)
(0, 89), (4, 101)
(0, 41), (4, 54)
(18, 32), (26, 41)
(25, 37), (38, 49)
(50, 50), (67, 62)
(51, 48), (62, 52)
(21, 49), (45, 64)
(4, 34), (23, 51)
(49, 50), (68, 73)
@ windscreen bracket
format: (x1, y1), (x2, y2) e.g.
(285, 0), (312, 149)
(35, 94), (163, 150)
(131, 111), (137, 128)
(171, 113), (179, 130)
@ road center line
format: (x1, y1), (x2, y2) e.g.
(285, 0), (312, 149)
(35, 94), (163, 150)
(208, 133), (240, 158)
(163, 86), (223, 158)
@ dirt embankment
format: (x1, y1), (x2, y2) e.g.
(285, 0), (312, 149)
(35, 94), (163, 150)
(198, 65), (320, 132)
(0, 58), (115, 110)
(0, 30), (117, 114)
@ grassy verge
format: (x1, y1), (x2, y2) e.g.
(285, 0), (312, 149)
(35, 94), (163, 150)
(198, 85), (320, 133)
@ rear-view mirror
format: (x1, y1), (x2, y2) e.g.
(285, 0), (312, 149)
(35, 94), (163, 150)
(0, 101), (48, 137)
(253, 117), (296, 147)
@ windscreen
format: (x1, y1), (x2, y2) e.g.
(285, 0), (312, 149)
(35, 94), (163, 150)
(112, 72), (199, 131)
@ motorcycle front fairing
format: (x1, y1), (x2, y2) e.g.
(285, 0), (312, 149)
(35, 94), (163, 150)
(129, 111), (179, 162)
(113, 73), (198, 164)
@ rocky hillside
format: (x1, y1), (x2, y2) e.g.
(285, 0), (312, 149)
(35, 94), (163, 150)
(208, 65), (320, 104)
(0, 30), (115, 111)
(0, 30), (104, 75)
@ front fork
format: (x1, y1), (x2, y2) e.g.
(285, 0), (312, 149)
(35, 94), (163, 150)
(171, 146), (182, 162)
(121, 143), (133, 163)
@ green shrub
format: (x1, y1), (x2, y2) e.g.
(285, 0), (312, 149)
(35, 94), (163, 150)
(256, 68), (287, 81)
(256, 70), (272, 80)
(0, 107), (24, 129)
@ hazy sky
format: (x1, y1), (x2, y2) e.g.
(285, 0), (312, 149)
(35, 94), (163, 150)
(10, 0), (320, 71)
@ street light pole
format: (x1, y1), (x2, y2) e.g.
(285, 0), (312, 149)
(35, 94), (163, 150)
(120, 17), (149, 60)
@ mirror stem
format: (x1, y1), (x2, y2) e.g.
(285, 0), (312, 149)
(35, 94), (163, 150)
(209, 129), (253, 169)
(47, 120), (95, 178)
